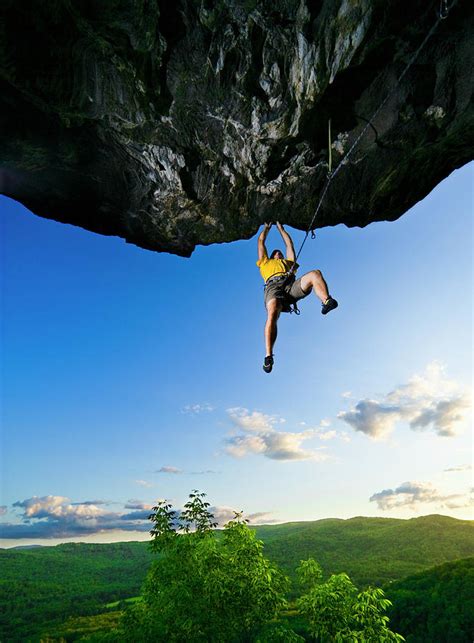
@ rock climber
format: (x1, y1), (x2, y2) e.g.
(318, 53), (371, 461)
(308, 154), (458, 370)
(257, 222), (338, 373)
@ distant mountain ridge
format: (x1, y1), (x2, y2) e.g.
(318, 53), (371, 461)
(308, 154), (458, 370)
(254, 513), (474, 586)
(9, 544), (44, 550)
(1, 514), (472, 640)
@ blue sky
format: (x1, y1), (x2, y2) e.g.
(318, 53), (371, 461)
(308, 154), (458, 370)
(0, 163), (472, 546)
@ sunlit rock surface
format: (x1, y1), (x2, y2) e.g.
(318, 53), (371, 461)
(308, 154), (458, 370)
(1, 0), (472, 255)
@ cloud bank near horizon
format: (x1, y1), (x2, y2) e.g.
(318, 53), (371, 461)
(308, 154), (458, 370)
(370, 481), (472, 511)
(0, 495), (153, 539)
(0, 494), (276, 540)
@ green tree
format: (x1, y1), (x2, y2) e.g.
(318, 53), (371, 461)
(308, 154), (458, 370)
(386, 557), (474, 642)
(122, 491), (290, 642)
(296, 557), (405, 642)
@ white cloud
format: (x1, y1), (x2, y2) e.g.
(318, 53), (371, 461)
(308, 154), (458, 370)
(15, 496), (103, 520)
(225, 431), (325, 461)
(444, 464), (472, 473)
(410, 398), (469, 436)
(313, 425), (351, 442)
(2, 495), (278, 540)
(369, 481), (473, 511)
(182, 403), (215, 415)
(0, 506), (7, 516)
(135, 479), (153, 487)
(72, 499), (111, 506)
(190, 470), (218, 475)
(210, 505), (241, 526)
(386, 362), (457, 403)
(338, 362), (471, 439)
(124, 500), (153, 510)
(341, 391), (353, 399)
(318, 430), (337, 441)
(338, 399), (401, 439)
(154, 467), (217, 476)
(3, 495), (154, 539)
(227, 407), (285, 432)
(247, 511), (278, 524)
(225, 408), (326, 461)
(209, 506), (277, 526)
(156, 466), (182, 474)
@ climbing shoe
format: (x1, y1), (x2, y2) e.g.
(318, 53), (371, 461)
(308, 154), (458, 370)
(263, 355), (274, 373)
(322, 297), (338, 315)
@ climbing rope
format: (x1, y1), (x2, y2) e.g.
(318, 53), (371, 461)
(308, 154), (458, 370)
(327, 118), (333, 176)
(292, 0), (458, 267)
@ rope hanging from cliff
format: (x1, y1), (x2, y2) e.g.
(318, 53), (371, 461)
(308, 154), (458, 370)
(292, 0), (458, 267)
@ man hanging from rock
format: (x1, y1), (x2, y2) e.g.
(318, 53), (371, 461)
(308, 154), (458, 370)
(257, 222), (338, 373)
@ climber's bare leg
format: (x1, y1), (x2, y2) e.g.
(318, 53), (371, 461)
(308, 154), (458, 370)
(299, 269), (330, 303)
(265, 298), (281, 357)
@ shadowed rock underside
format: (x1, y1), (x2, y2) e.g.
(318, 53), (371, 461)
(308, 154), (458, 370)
(0, 0), (473, 255)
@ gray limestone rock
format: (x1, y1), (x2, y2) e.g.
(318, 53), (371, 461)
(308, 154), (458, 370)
(0, 0), (472, 256)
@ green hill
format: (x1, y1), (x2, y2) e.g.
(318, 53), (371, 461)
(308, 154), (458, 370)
(0, 542), (154, 641)
(386, 557), (474, 642)
(255, 514), (474, 588)
(1, 514), (472, 641)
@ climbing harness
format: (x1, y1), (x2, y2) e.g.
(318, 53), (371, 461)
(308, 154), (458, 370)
(290, 0), (458, 269)
(264, 273), (301, 314)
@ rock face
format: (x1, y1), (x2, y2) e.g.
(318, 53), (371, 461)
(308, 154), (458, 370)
(1, 0), (473, 256)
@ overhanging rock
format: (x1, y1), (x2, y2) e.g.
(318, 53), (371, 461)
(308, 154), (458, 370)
(0, 0), (473, 256)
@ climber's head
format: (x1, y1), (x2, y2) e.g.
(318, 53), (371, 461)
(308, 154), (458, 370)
(270, 249), (284, 260)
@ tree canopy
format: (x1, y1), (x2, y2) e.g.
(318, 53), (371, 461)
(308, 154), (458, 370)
(118, 490), (403, 642)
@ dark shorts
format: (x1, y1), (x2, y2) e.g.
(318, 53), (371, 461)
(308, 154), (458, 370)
(264, 274), (310, 311)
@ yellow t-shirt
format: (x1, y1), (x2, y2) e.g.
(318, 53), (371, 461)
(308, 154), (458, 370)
(256, 257), (298, 282)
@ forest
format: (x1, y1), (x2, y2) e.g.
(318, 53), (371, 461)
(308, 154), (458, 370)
(1, 496), (473, 641)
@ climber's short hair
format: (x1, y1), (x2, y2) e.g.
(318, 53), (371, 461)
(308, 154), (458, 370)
(270, 249), (283, 259)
